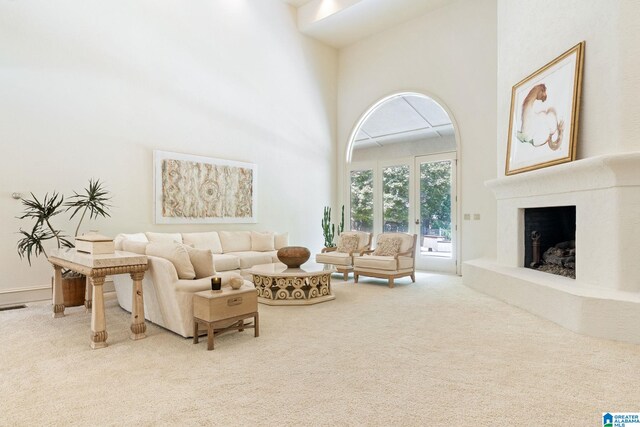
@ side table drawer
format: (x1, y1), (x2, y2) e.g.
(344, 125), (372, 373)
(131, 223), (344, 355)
(194, 289), (257, 322)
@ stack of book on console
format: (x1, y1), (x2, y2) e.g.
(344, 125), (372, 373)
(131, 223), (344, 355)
(75, 234), (115, 255)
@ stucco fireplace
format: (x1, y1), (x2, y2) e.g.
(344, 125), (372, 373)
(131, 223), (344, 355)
(463, 153), (640, 343)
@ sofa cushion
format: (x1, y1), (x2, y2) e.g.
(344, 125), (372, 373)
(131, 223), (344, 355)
(122, 240), (148, 255)
(146, 242), (195, 279)
(211, 254), (241, 272)
(373, 237), (402, 256)
(226, 251), (273, 269)
(354, 255), (413, 271)
(182, 232), (223, 254)
(114, 233), (148, 250)
(341, 231), (371, 251)
(185, 246), (215, 279)
(218, 231), (252, 252)
(336, 234), (359, 254)
(274, 232), (289, 249)
(266, 250), (279, 263)
(145, 232), (183, 244)
(251, 231), (275, 251)
(316, 252), (352, 266)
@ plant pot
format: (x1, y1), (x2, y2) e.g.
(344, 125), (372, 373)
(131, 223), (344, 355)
(51, 275), (86, 307)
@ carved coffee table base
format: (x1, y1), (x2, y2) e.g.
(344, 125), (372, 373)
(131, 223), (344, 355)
(252, 267), (335, 306)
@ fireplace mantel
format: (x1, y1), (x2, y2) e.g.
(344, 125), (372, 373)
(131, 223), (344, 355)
(486, 152), (640, 200)
(463, 152), (640, 343)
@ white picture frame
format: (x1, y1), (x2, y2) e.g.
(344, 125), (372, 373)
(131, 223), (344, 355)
(153, 150), (257, 224)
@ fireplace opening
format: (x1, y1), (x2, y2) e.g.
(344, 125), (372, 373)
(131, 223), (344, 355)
(524, 206), (576, 278)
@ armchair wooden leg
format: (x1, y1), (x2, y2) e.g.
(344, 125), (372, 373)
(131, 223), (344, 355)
(411, 273), (415, 283)
(343, 271), (349, 281)
(388, 277), (394, 288)
(354, 273), (359, 283)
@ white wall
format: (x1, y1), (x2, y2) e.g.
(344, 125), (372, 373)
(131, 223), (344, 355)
(497, 0), (640, 175)
(0, 1), (337, 297)
(337, 0), (498, 265)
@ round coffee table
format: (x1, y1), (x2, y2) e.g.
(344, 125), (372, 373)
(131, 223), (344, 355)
(249, 262), (335, 305)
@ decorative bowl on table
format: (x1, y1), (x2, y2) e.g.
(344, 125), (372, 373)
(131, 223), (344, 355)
(276, 246), (310, 268)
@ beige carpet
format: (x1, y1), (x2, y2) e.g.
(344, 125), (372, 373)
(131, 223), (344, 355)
(1, 272), (639, 426)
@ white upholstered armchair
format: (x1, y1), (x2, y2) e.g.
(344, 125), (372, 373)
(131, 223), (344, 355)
(315, 231), (372, 281)
(353, 233), (417, 288)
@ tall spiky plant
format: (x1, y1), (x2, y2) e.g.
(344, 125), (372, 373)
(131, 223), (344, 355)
(321, 206), (335, 247)
(17, 192), (73, 264)
(16, 179), (112, 266)
(64, 178), (112, 237)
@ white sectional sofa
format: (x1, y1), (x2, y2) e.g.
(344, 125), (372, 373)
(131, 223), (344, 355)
(112, 231), (288, 337)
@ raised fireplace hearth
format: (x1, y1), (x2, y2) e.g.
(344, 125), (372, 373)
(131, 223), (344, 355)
(463, 153), (640, 343)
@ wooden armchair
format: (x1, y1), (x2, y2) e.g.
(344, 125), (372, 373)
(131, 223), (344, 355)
(315, 231), (372, 281)
(353, 233), (417, 288)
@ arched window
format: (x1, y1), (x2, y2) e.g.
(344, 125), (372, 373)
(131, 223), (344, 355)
(346, 92), (459, 273)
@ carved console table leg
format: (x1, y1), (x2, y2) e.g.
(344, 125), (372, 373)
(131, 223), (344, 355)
(84, 275), (92, 310)
(90, 275), (108, 349)
(52, 265), (65, 318)
(129, 271), (146, 340)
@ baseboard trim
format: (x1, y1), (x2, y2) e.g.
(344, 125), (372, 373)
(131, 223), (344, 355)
(0, 280), (115, 305)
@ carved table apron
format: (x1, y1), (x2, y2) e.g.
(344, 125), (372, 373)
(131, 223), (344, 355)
(48, 249), (148, 349)
(250, 262), (335, 306)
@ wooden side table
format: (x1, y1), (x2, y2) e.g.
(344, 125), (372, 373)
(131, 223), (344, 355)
(48, 249), (148, 350)
(193, 285), (259, 351)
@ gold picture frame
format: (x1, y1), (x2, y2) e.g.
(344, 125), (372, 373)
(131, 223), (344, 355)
(505, 42), (585, 175)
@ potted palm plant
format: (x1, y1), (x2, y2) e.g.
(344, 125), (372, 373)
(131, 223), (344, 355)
(16, 179), (112, 306)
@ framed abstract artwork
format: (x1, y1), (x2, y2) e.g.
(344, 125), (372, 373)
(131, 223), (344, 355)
(505, 42), (585, 175)
(153, 150), (257, 224)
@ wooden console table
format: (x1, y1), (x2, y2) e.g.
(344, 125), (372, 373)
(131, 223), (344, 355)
(48, 249), (148, 350)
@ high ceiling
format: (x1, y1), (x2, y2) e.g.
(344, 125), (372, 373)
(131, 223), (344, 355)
(282, 0), (452, 48)
(354, 95), (453, 149)
(280, 1), (456, 149)
(282, 0), (313, 7)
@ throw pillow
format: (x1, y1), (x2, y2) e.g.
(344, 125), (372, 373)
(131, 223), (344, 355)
(251, 231), (275, 251)
(274, 232), (289, 249)
(185, 246), (215, 279)
(182, 232), (223, 254)
(336, 234), (359, 253)
(114, 233), (148, 250)
(122, 240), (148, 255)
(146, 242), (195, 280)
(373, 237), (402, 256)
(218, 231), (252, 252)
(145, 232), (183, 244)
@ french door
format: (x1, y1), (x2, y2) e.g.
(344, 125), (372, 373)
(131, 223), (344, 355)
(348, 152), (457, 274)
(414, 153), (457, 272)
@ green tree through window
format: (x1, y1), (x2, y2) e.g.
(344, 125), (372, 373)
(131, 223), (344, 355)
(382, 165), (409, 232)
(420, 161), (451, 238)
(350, 170), (373, 232)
